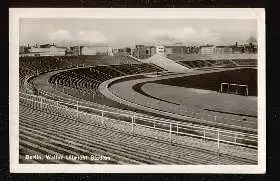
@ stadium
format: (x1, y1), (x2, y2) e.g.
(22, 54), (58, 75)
(19, 50), (258, 165)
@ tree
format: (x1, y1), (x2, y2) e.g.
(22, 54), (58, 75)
(248, 36), (257, 44)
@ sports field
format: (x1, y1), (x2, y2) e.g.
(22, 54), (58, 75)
(106, 68), (258, 132)
(141, 83), (257, 117)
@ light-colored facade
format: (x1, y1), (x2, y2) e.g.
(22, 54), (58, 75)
(200, 45), (216, 55)
(49, 46), (67, 56)
(28, 45), (66, 56)
(215, 46), (233, 54)
(156, 46), (165, 55)
(107, 47), (113, 56)
(112, 49), (119, 54)
(80, 46), (112, 56)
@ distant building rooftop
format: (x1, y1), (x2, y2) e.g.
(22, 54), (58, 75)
(200, 45), (215, 48)
(80, 45), (108, 47)
(216, 45), (232, 48)
(39, 44), (52, 48)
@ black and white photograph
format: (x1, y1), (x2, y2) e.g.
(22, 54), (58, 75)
(9, 8), (265, 173)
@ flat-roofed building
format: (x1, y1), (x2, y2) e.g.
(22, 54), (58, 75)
(251, 42), (258, 53)
(133, 45), (167, 58)
(107, 47), (113, 56)
(134, 45), (146, 59)
(69, 46), (80, 56)
(243, 42), (258, 54)
(123, 47), (132, 55)
(19, 46), (25, 54)
(199, 45), (216, 55)
(215, 46), (233, 54)
(136, 45), (145, 49)
(164, 46), (173, 55)
(150, 46), (157, 56)
(134, 45), (156, 59)
(80, 45), (112, 56)
(28, 44), (67, 56)
(171, 46), (187, 55)
(49, 45), (67, 56)
(156, 45), (165, 55)
(112, 49), (119, 54)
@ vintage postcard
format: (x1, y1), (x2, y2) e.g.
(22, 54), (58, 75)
(9, 8), (265, 173)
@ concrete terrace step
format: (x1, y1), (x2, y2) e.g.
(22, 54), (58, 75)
(20, 98), (257, 160)
(20, 107), (208, 164)
(19, 103), (256, 164)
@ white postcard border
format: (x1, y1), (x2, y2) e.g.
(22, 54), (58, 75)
(9, 8), (266, 173)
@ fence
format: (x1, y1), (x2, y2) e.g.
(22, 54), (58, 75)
(48, 77), (257, 133)
(19, 92), (258, 155)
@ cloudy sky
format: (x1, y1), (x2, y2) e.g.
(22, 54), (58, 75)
(20, 18), (257, 48)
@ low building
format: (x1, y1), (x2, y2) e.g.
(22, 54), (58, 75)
(117, 47), (132, 55)
(49, 45), (67, 56)
(232, 42), (246, 54)
(188, 46), (200, 54)
(19, 46), (25, 54)
(199, 45), (216, 55)
(150, 46), (157, 56)
(244, 42), (258, 53)
(252, 42), (258, 53)
(215, 46), (233, 54)
(134, 45), (156, 59)
(108, 47), (113, 56)
(232, 46), (245, 54)
(170, 46), (188, 55)
(28, 44), (67, 56)
(156, 45), (165, 55)
(112, 49), (119, 54)
(164, 46), (173, 55)
(123, 47), (132, 55)
(136, 45), (145, 49)
(231, 43), (257, 54)
(134, 45), (146, 59)
(69, 46), (81, 56)
(80, 46), (112, 56)
(161, 45), (199, 55)
(19, 44), (31, 54)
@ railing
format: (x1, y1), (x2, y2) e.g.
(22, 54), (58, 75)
(19, 92), (258, 153)
(48, 71), (257, 134)
(37, 86), (256, 137)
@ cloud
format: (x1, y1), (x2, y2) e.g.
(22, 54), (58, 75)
(47, 29), (111, 44)
(150, 27), (196, 42)
(155, 35), (176, 42)
(76, 30), (111, 43)
(192, 28), (220, 44)
(149, 27), (221, 45)
(48, 29), (72, 41)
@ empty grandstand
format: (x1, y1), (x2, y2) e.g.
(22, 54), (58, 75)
(19, 92), (257, 164)
(166, 53), (257, 69)
(18, 52), (258, 165)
